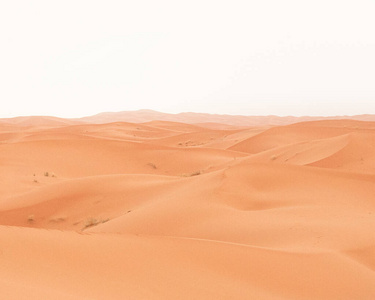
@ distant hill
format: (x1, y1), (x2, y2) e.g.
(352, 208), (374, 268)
(77, 109), (375, 126)
(0, 116), (84, 127)
(1, 110), (374, 127)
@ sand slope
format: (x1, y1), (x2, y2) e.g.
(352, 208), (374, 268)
(1, 117), (375, 299)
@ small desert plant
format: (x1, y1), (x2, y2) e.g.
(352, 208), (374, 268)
(181, 170), (201, 177)
(147, 163), (157, 169)
(83, 217), (100, 229)
(44, 171), (49, 177)
(190, 170), (201, 176)
(82, 217), (110, 230)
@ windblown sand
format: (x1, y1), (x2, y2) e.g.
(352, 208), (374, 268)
(1, 116), (375, 299)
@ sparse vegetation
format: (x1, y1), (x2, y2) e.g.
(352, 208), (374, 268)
(27, 214), (35, 222)
(179, 140), (202, 147)
(42, 171), (56, 177)
(147, 163), (157, 169)
(83, 217), (100, 229)
(181, 170), (201, 177)
(82, 217), (110, 230)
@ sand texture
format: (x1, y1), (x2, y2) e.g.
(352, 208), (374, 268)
(1, 116), (375, 299)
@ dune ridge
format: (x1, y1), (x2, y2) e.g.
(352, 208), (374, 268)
(2, 110), (375, 127)
(76, 109), (375, 126)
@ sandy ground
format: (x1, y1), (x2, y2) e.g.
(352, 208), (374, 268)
(1, 116), (375, 299)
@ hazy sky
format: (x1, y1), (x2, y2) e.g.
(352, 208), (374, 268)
(1, 0), (374, 118)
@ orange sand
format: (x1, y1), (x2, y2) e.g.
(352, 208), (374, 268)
(1, 114), (375, 299)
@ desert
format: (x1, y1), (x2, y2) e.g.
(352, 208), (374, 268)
(1, 111), (375, 299)
(2, 0), (375, 298)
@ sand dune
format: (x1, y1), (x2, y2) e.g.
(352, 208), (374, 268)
(1, 116), (375, 299)
(76, 109), (375, 126)
(0, 115), (84, 127)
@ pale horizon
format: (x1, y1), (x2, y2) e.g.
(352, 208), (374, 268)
(2, 108), (375, 120)
(1, 0), (374, 118)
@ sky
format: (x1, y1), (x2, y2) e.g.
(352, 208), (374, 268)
(1, 0), (374, 118)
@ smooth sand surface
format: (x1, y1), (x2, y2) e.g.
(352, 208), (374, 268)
(1, 116), (375, 299)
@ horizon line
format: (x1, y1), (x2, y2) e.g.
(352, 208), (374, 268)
(1, 109), (374, 120)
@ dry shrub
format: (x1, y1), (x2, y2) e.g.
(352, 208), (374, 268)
(147, 163), (157, 169)
(27, 214), (35, 222)
(181, 170), (201, 177)
(82, 217), (110, 230)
